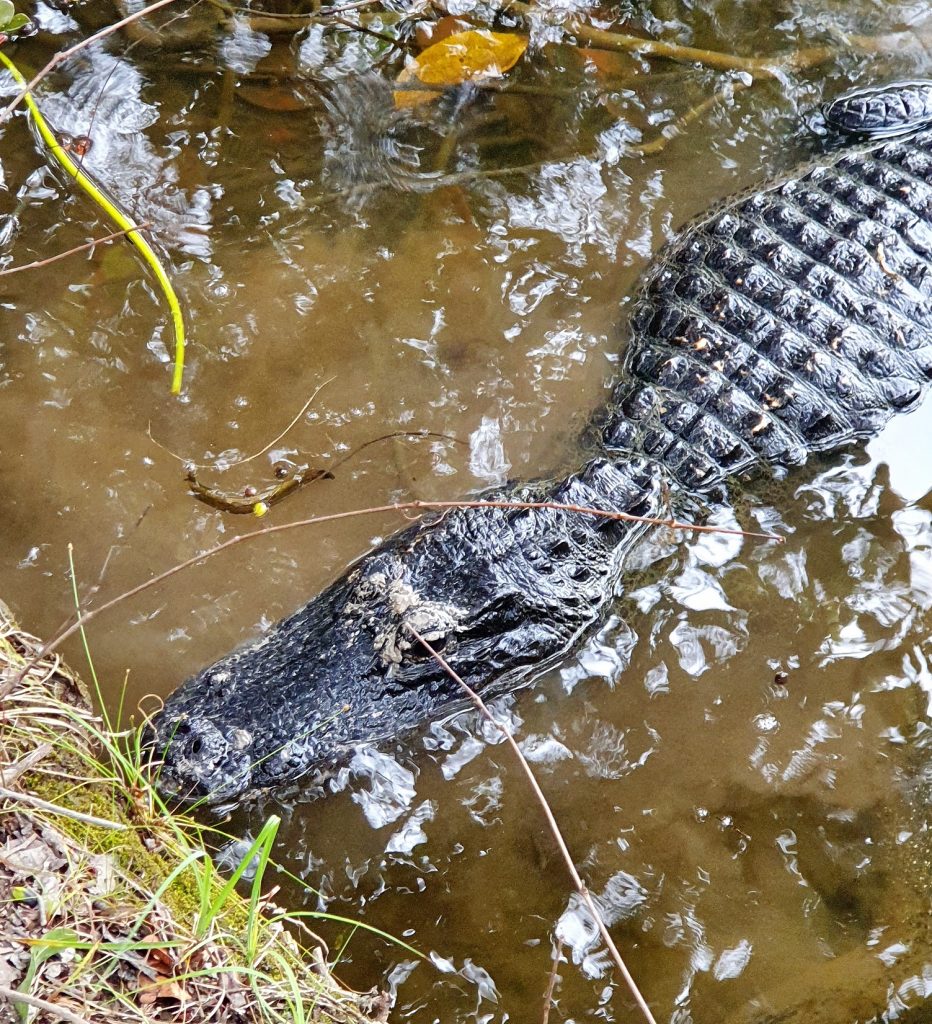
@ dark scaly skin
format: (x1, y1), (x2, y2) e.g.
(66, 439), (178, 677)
(153, 459), (664, 802)
(822, 80), (932, 138)
(151, 86), (932, 804)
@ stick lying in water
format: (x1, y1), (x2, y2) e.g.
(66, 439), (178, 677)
(185, 430), (465, 515)
(407, 624), (659, 1024)
(1, 498), (782, 698)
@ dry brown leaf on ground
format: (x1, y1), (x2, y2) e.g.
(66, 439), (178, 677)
(394, 29), (528, 108)
(143, 945), (176, 975)
(137, 974), (190, 1005)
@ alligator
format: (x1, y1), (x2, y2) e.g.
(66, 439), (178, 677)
(151, 81), (932, 804)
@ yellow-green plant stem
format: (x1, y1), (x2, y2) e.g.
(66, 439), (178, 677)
(0, 46), (186, 394)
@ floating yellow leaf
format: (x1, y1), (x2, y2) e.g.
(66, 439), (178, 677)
(394, 29), (528, 109)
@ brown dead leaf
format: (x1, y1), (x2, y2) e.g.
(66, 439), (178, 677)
(236, 82), (314, 112)
(394, 29), (528, 109)
(138, 975), (189, 1005)
(144, 946), (176, 974)
(577, 46), (636, 78)
(414, 15), (472, 49)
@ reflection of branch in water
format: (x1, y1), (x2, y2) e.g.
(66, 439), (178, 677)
(186, 430), (464, 515)
(498, 0), (837, 76)
(299, 13), (846, 210)
(300, 74), (750, 206)
(0, 0), (181, 123)
(631, 75), (754, 158)
(191, 0), (417, 39)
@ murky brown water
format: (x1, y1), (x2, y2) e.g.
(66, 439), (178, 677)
(4, 0), (932, 1019)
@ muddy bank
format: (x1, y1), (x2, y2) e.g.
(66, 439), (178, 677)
(0, 601), (384, 1024)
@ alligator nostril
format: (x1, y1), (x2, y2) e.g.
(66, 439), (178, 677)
(190, 737), (203, 755)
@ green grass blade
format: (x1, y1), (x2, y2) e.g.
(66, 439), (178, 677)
(200, 815), (280, 938)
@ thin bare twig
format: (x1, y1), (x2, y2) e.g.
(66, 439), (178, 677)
(0, 0), (181, 124)
(408, 627), (658, 1024)
(5, 495), (780, 697)
(0, 223), (151, 277)
(0, 741), (53, 786)
(226, 378), (334, 468)
(0, 784), (126, 830)
(541, 946), (561, 1024)
(0, 986), (94, 1024)
(328, 12), (403, 46)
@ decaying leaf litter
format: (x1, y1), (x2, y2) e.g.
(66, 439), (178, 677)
(5, 0), (928, 402)
(0, 601), (387, 1023)
(0, 0), (921, 416)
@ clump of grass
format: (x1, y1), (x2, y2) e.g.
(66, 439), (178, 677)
(0, 600), (387, 1024)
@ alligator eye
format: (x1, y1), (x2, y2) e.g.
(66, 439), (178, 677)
(410, 634), (447, 659)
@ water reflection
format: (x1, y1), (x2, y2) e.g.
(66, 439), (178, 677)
(3, 0), (932, 1020)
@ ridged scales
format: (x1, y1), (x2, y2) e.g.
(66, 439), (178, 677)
(605, 129), (932, 492)
(154, 92), (932, 803)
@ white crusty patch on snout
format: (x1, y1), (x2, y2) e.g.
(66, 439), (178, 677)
(345, 571), (465, 668)
(376, 579), (465, 667)
(230, 728), (253, 750)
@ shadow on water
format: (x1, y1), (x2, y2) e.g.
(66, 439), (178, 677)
(4, 0), (932, 1018)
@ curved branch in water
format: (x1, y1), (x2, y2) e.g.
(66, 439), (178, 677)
(186, 430), (464, 515)
(186, 464), (332, 515)
(0, 45), (187, 394)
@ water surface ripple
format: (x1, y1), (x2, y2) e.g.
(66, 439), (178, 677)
(3, 0), (932, 1019)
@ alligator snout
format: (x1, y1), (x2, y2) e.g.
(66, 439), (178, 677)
(149, 715), (255, 803)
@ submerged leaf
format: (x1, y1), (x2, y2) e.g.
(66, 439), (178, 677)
(394, 29), (528, 109)
(0, 0), (29, 35)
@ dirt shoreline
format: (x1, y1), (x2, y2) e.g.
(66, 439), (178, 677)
(0, 601), (384, 1024)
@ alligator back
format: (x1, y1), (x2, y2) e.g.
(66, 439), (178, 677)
(152, 110), (932, 804)
(605, 131), (932, 490)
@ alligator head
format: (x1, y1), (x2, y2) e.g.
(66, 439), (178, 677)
(148, 544), (588, 804)
(148, 557), (472, 803)
(148, 458), (661, 803)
